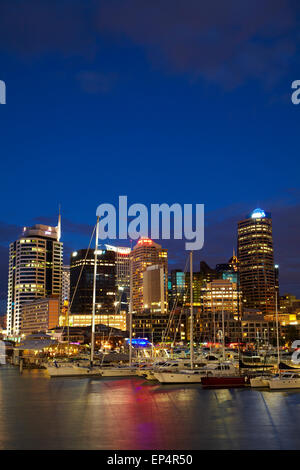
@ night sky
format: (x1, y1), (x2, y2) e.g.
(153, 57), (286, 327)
(0, 0), (300, 312)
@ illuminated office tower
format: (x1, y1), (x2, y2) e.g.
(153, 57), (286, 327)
(62, 265), (70, 302)
(69, 246), (131, 330)
(70, 248), (116, 317)
(7, 221), (63, 336)
(170, 270), (186, 307)
(131, 238), (168, 314)
(238, 208), (276, 316)
(105, 244), (131, 311)
(202, 279), (239, 317)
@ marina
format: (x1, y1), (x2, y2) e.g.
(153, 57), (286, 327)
(2, 365), (300, 450)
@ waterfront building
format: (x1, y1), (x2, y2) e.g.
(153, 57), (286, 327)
(69, 245), (131, 329)
(7, 221), (63, 336)
(131, 238), (168, 314)
(21, 296), (60, 335)
(70, 248), (116, 320)
(202, 279), (239, 318)
(132, 308), (186, 343)
(279, 294), (300, 315)
(170, 262), (220, 311)
(238, 208), (276, 317)
(192, 308), (270, 344)
(67, 311), (127, 331)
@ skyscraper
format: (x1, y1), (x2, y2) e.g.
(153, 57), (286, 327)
(104, 244), (131, 311)
(69, 245), (131, 330)
(7, 221), (63, 335)
(62, 265), (70, 303)
(131, 238), (168, 314)
(170, 269), (186, 308)
(238, 208), (276, 316)
(143, 264), (167, 313)
(70, 248), (116, 317)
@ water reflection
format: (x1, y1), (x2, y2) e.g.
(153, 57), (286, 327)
(1, 366), (300, 449)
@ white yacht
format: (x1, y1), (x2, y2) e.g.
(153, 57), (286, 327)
(46, 363), (102, 378)
(268, 373), (300, 390)
(143, 360), (195, 381)
(154, 362), (238, 384)
(100, 365), (137, 377)
(154, 369), (203, 384)
(250, 374), (274, 388)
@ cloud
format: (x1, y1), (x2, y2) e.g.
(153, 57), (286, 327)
(0, 0), (96, 58)
(0, 0), (299, 89)
(98, 0), (299, 87)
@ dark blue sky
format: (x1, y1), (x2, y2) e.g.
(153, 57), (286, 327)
(0, 0), (300, 310)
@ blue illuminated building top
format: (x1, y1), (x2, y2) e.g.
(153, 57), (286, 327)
(246, 208), (271, 219)
(251, 208), (266, 218)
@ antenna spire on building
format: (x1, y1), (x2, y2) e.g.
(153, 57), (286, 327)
(57, 204), (61, 241)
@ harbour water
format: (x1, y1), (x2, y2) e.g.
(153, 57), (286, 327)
(1, 365), (300, 450)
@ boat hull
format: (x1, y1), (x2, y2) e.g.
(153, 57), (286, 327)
(100, 368), (137, 377)
(268, 378), (300, 390)
(201, 376), (246, 388)
(250, 377), (270, 388)
(46, 366), (102, 378)
(154, 372), (202, 384)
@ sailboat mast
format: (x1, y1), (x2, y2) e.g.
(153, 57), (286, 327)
(222, 295), (225, 361)
(91, 216), (100, 366)
(190, 251), (194, 369)
(275, 292), (280, 369)
(129, 255), (133, 367)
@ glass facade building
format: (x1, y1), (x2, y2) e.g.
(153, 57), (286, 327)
(238, 208), (276, 316)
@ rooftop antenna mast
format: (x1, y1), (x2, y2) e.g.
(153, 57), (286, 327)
(57, 204), (61, 242)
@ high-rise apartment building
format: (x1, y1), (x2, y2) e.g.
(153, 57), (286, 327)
(21, 296), (60, 335)
(7, 222), (63, 336)
(238, 208), (276, 316)
(143, 264), (167, 313)
(131, 238), (168, 314)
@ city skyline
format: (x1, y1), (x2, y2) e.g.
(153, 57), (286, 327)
(1, 1), (300, 305)
(0, 203), (299, 315)
(2, 0), (300, 454)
